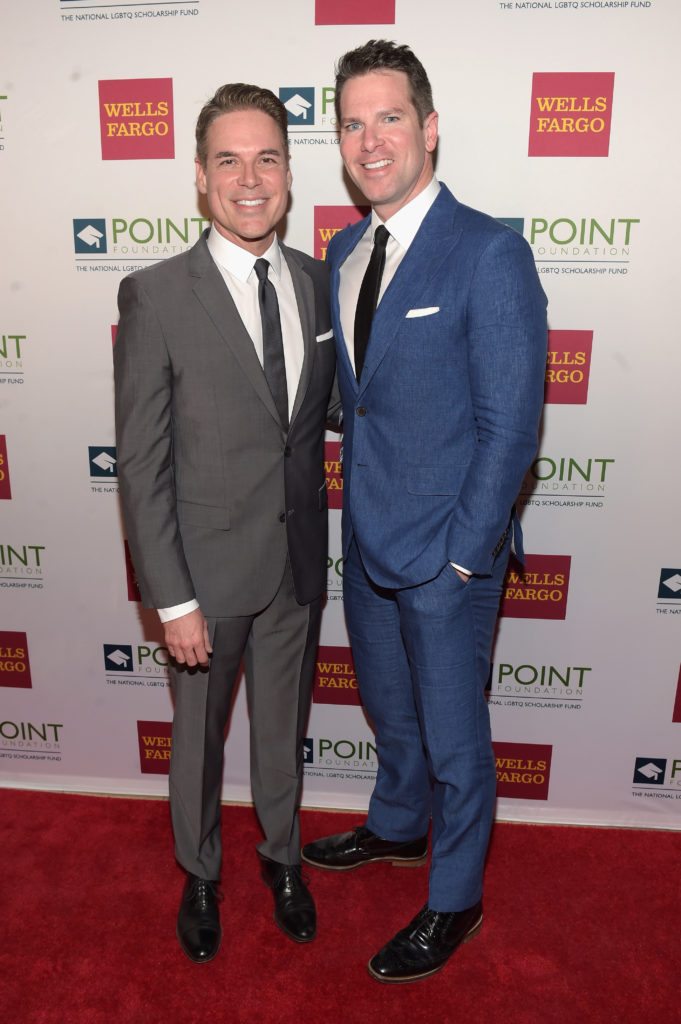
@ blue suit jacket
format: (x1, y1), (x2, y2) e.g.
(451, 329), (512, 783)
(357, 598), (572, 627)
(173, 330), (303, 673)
(328, 184), (548, 589)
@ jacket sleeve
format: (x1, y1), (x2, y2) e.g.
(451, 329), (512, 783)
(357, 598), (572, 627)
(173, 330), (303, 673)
(447, 229), (547, 575)
(113, 274), (195, 608)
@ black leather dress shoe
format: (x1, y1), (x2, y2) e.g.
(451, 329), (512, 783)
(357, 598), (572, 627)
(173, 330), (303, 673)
(259, 855), (316, 943)
(302, 825), (428, 871)
(176, 874), (222, 964)
(368, 902), (483, 983)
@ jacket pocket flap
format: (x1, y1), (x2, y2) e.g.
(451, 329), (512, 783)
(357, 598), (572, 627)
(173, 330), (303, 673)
(177, 500), (230, 530)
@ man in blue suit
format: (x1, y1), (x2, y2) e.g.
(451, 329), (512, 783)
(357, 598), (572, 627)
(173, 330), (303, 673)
(302, 41), (547, 983)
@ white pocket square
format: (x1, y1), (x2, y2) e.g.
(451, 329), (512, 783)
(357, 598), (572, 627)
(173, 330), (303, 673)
(405, 306), (440, 319)
(316, 329), (334, 342)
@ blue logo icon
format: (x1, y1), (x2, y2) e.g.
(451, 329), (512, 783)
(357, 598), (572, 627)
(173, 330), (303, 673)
(633, 758), (666, 785)
(658, 569), (681, 600)
(89, 446), (117, 478)
(104, 644), (134, 672)
(303, 738), (314, 764)
(279, 88), (315, 127)
(73, 219), (107, 254)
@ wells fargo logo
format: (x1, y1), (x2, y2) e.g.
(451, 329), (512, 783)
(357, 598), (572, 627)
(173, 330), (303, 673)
(673, 667), (681, 724)
(99, 78), (174, 160)
(324, 440), (343, 509)
(528, 73), (615, 157)
(315, 0), (394, 25)
(500, 554), (571, 620)
(0, 631), (31, 689)
(137, 720), (172, 774)
(0, 435), (11, 499)
(545, 330), (593, 404)
(313, 645), (361, 706)
(314, 205), (369, 260)
(494, 742), (552, 800)
(124, 540), (141, 602)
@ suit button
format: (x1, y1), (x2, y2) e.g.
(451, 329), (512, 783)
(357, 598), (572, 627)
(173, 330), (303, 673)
(278, 512), (286, 523)
(284, 445), (292, 457)
(356, 406), (367, 417)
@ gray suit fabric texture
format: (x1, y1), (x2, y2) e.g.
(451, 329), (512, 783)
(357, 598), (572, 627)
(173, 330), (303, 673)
(114, 231), (337, 875)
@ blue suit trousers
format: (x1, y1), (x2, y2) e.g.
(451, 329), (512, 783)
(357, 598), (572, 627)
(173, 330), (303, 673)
(344, 536), (510, 910)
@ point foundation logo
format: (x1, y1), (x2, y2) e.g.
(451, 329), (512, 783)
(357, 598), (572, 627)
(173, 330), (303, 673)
(315, 0), (395, 24)
(326, 535), (344, 599)
(519, 454), (614, 511)
(0, 543), (45, 588)
(324, 440), (343, 509)
(0, 720), (63, 762)
(303, 735), (377, 782)
(104, 643), (170, 690)
(545, 330), (593, 404)
(73, 215), (209, 267)
(528, 72), (615, 157)
(314, 205), (369, 260)
(500, 554), (571, 620)
(137, 720), (172, 774)
(0, 436), (11, 499)
(494, 742), (552, 800)
(488, 661), (590, 709)
(99, 78), (174, 160)
(0, 332), (25, 382)
(632, 756), (681, 799)
(0, 631), (31, 689)
(89, 446), (118, 494)
(313, 645), (361, 706)
(529, 216), (639, 272)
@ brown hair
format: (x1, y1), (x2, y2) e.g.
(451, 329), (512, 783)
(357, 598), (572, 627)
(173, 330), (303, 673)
(335, 40), (434, 126)
(195, 83), (289, 166)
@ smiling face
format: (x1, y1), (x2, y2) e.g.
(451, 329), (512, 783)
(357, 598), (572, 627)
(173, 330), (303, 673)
(195, 108), (292, 255)
(339, 70), (438, 221)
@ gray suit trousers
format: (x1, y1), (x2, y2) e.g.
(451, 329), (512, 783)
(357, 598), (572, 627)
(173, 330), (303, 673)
(169, 559), (321, 879)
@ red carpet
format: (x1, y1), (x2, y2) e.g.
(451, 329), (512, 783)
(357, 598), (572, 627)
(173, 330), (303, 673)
(0, 790), (678, 1024)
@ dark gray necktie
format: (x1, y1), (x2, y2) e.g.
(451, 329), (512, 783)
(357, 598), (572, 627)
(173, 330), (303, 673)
(354, 224), (390, 381)
(254, 258), (289, 430)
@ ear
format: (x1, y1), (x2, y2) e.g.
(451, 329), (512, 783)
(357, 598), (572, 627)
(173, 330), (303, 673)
(195, 157), (208, 195)
(424, 110), (439, 154)
(286, 165), (293, 191)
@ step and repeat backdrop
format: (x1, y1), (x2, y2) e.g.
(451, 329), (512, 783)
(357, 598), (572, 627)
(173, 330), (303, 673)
(1, 0), (679, 829)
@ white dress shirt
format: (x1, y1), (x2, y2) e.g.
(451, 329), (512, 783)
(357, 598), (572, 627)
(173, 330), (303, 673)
(337, 177), (472, 578)
(158, 226), (305, 623)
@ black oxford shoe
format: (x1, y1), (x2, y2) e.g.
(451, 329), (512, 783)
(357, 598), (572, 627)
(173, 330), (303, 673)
(368, 901), (483, 983)
(176, 874), (222, 964)
(259, 855), (316, 943)
(302, 825), (428, 871)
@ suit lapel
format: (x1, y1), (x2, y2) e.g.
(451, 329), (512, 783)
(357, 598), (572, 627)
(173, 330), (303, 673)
(189, 232), (283, 429)
(359, 187), (463, 395)
(281, 243), (315, 427)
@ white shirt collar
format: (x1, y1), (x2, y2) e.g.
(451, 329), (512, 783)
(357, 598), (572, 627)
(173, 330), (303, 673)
(371, 176), (441, 251)
(207, 225), (282, 282)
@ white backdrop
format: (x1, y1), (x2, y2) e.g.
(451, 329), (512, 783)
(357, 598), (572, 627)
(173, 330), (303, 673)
(1, 0), (680, 829)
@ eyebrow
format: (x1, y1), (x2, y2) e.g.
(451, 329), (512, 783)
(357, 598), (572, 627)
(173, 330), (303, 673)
(342, 107), (407, 122)
(213, 148), (282, 159)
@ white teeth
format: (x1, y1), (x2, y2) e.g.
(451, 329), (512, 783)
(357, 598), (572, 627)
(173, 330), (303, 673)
(364, 159), (392, 169)
(237, 199), (266, 206)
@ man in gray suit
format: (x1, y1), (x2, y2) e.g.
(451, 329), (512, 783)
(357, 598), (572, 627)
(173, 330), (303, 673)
(114, 84), (337, 963)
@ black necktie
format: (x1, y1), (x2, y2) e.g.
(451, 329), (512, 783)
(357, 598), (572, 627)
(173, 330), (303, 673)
(354, 224), (390, 381)
(254, 258), (289, 431)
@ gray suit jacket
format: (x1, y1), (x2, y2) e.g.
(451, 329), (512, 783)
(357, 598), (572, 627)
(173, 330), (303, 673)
(114, 231), (337, 617)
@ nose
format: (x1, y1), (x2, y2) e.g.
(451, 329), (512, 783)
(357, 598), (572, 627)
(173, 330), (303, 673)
(238, 160), (261, 188)
(360, 124), (383, 153)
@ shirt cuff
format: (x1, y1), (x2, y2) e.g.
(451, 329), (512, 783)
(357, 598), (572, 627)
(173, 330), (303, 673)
(157, 599), (199, 623)
(450, 562), (472, 577)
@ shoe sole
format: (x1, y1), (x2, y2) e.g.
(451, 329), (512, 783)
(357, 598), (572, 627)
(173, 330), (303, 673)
(273, 915), (316, 944)
(366, 915), (483, 984)
(176, 925), (222, 964)
(301, 852), (428, 871)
